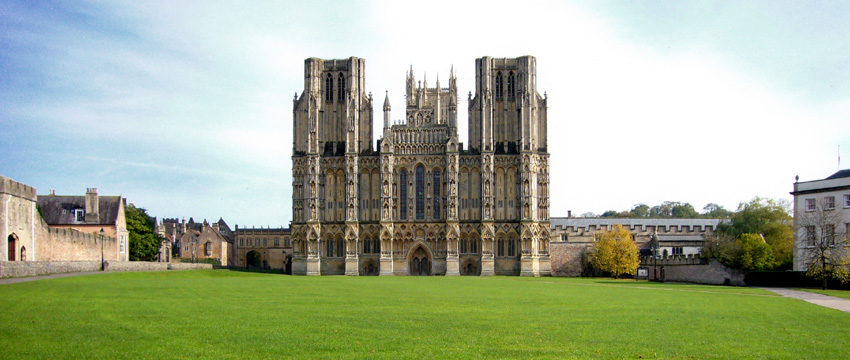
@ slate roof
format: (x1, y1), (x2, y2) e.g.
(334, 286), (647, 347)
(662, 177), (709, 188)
(550, 217), (724, 228)
(37, 195), (123, 225)
(825, 169), (850, 180)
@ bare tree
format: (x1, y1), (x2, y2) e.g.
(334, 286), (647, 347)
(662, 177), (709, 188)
(797, 198), (850, 289)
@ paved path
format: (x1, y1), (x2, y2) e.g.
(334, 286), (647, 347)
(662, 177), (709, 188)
(762, 288), (850, 313)
(0, 271), (107, 285)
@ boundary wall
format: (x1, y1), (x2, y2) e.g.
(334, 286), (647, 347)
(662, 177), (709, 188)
(0, 261), (212, 279)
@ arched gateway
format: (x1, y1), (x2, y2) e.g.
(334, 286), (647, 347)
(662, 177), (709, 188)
(408, 244), (432, 276)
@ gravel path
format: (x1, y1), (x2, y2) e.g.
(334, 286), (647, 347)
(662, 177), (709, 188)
(761, 288), (850, 313)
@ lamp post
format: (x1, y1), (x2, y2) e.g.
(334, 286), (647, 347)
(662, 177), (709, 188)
(100, 228), (105, 271)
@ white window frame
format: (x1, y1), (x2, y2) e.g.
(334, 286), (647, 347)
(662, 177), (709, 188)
(824, 196), (836, 210)
(74, 209), (85, 223)
(805, 198), (816, 212)
(844, 194), (850, 208)
(120, 235), (126, 254)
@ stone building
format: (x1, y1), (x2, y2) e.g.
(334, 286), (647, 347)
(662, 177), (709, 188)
(1, 175), (120, 263)
(233, 226), (292, 272)
(290, 56), (550, 276)
(1, 175), (39, 261)
(791, 169), (850, 271)
(177, 221), (232, 266)
(37, 188), (129, 262)
(158, 217), (234, 264)
(549, 217), (723, 276)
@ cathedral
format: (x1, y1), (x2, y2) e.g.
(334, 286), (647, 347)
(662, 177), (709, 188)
(289, 56), (550, 276)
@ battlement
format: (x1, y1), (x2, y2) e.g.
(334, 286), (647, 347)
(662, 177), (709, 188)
(0, 175), (37, 201)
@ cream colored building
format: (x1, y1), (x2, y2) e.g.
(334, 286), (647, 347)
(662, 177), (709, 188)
(791, 170), (850, 271)
(233, 226), (292, 273)
(290, 56), (550, 276)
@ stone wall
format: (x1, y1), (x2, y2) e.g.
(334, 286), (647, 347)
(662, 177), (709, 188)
(549, 241), (590, 277)
(0, 260), (212, 278)
(643, 258), (745, 286)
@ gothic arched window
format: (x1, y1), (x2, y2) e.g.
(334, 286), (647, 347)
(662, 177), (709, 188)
(399, 169), (408, 220)
(325, 73), (333, 103)
(338, 73), (345, 103)
(433, 169), (441, 220)
(495, 72), (503, 100)
(507, 72), (515, 101)
(415, 165), (425, 220)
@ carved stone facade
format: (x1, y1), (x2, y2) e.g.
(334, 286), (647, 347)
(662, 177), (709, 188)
(290, 56), (550, 276)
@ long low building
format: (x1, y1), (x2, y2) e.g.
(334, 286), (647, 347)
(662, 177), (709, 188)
(549, 217), (724, 276)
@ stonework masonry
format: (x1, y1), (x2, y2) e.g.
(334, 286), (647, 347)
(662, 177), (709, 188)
(0, 260), (211, 279)
(289, 56), (550, 276)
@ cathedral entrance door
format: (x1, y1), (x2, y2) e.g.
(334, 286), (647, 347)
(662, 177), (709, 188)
(408, 246), (431, 276)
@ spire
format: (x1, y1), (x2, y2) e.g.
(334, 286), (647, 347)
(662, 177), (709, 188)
(383, 90), (391, 111)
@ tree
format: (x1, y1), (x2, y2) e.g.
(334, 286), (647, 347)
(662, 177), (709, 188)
(592, 224), (640, 278)
(718, 197), (794, 270)
(797, 198), (850, 290)
(703, 203), (733, 218)
(600, 210), (619, 218)
(671, 202), (698, 218)
(126, 204), (164, 261)
(737, 233), (774, 271)
(630, 204), (650, 218)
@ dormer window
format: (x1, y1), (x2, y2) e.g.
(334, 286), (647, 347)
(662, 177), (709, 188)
(74, 209), (85, 223)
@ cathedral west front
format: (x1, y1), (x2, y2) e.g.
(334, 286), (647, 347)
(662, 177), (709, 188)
(289, 56), (550, 276)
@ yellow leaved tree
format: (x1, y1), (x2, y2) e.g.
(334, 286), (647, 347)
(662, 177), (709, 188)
(592, 224), (640, 278)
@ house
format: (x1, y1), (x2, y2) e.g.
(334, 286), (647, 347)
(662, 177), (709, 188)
(791, 169), (850, 271)
(36, 188), (129, 262)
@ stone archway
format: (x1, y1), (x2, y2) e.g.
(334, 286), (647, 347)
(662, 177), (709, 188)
(361, 259), (379, 276)
(246, 250), (261, 269)
(461, 259), (480, 276)
(408, 245), (432, 276)
(8, 234), (17, 261)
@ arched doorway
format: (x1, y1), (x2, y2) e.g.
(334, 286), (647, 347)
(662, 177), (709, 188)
(284, 256), (292, 275)
(461, 259), (479, 276)
(408, 246), (431, 276)
(361, 259), (379, 276)
(8, 234), (17, 261)
(246, 250), (261, 269)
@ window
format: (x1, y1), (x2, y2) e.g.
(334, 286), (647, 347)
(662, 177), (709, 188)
(399, 169), (408, 220)
(672, 247), (683, 255)
(263, 239), (268, 247)
(824, 224), (836, 246)
(495, 72), (503, 100)
(460, 239), (467, 254)
(338, 73), (345, 102)
(325, 73), (333, 103)
(204, 242), (212, 256)
(497, 240), (504, 256)
(274, 238), (279, 247)
(845, 194), (850, 208)
(74, 209), (85, 223)
(507, 240), (515, 257)
(561, 234), (568, 242)
(240, 239), (244, 246)
(326, 239), (333, 257)
(364, 239), (371, 254)
(507, 72), (515, 101)
(120, 235), (126, 254)
(415, 165), (425, 220)
(825, 196), (836, 210)
(337, 239), (344, 257)
(805, 198), (816, 212)
(433, 169), (441, 220)
(805, 225), (816, 247)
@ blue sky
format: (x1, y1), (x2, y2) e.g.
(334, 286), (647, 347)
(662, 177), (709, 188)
(2, 0), (849, 226)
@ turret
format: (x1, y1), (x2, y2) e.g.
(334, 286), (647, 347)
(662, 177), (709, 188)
(383, 90), (391, 131)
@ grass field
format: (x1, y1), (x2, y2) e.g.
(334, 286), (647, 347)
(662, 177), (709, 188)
(1, 270), (849, 359)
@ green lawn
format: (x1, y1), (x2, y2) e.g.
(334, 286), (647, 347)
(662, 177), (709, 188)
(1, 270), (848, 359)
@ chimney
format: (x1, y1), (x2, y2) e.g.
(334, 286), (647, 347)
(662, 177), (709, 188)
(181, 217), (186, 234)
(567, 210), (572, 219)
(85, 188), (99, 223)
